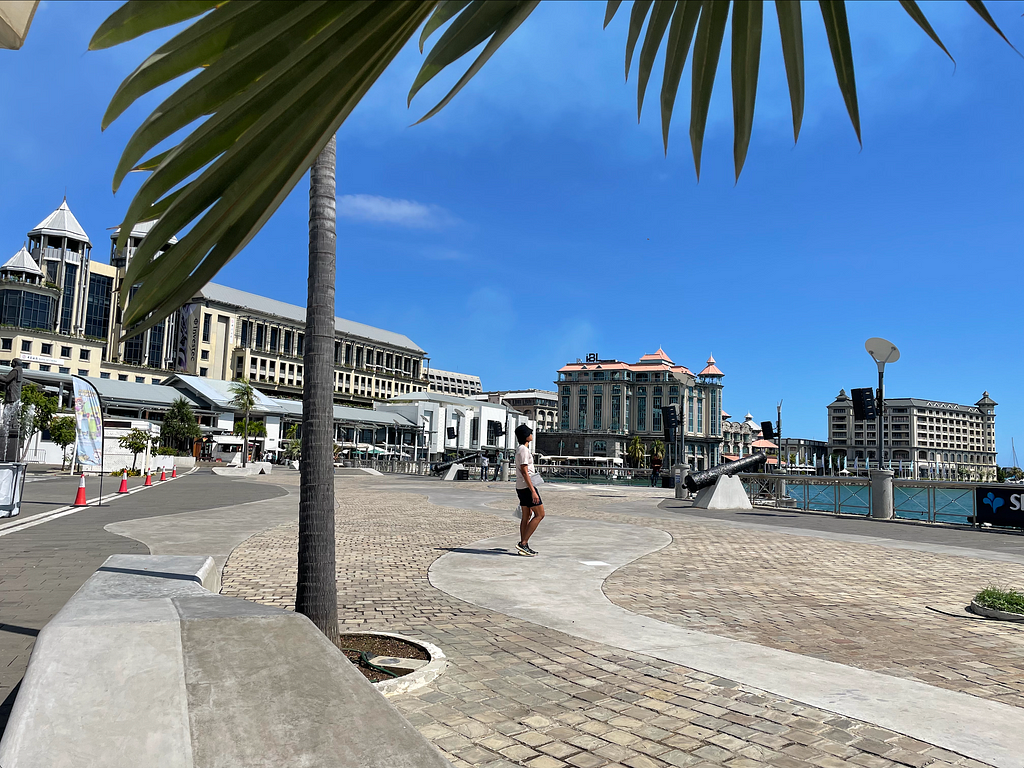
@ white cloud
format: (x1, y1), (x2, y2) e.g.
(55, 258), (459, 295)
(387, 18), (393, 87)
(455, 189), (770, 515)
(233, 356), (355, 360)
(336, 194), (458, 229)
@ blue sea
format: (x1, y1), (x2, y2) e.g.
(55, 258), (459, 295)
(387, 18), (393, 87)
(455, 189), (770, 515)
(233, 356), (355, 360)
(779, 482), (976, 525)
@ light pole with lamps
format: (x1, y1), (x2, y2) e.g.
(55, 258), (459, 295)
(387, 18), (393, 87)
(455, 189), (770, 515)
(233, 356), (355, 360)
(865, 337), (900, 518)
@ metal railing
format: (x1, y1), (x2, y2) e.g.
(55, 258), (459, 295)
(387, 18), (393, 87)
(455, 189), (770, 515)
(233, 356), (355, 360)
(346, 458), (432, 476)
(538, 466), (663, 487)
(737, 473), (978, 525)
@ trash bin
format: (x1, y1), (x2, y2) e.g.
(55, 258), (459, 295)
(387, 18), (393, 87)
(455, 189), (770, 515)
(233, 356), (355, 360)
(661, 473), (673, 489)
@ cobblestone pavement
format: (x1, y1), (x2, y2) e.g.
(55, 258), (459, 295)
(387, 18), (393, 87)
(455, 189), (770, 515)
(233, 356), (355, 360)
(222, 477), (1006, 768)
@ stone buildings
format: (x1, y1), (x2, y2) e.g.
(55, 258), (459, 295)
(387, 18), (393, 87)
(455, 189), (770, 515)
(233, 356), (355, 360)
(426, 368), (482, 397)
(827, 389), (998, 480)
(2, 200), (432, 406)
(474, 390), (557, 433)
(537, 349), (724, 470)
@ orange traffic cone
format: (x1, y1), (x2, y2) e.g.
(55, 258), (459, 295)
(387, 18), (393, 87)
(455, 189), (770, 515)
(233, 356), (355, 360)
(171, 466), (177, 479)
(159, 468), (167, 482)
(117, 471), (128, 494)
(73, 474), (87, 506)
(144, 470), (152, 487)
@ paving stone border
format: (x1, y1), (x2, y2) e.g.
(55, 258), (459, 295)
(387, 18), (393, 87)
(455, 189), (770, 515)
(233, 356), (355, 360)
(345, 630), (448, 697)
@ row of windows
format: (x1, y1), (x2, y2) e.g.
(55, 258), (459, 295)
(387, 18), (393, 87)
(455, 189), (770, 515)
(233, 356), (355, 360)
(0, 338), (93, 360)
(1, 290), (56, 331)
(0, 360), (90, 376)
(559, 370), (682, 383)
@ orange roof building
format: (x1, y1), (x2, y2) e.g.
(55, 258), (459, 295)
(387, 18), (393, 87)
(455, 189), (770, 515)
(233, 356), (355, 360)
(542, 350), (726, 471)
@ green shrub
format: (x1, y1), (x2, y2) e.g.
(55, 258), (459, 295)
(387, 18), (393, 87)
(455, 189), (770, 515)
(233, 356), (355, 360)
(156, 447), (181, 455)
(109, 467), (142, 477)
(974, 587), (1024, 614)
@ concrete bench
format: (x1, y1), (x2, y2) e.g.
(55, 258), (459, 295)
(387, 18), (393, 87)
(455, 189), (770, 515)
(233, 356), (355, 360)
(0, 554), (451, 768)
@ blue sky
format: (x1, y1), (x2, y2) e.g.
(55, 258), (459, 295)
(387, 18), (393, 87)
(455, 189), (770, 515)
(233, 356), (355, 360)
(2, 2), (1023, 463)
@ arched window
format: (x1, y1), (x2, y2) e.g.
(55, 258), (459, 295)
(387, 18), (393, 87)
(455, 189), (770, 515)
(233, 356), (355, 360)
(918, 451), (927, 460)
(929, 452), (935, 461)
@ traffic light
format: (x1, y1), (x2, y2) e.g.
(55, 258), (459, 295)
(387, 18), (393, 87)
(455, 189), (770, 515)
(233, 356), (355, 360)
(760, 421), (775, 440)
(661, 404), (679, 440)
(851, 387), (877, 421)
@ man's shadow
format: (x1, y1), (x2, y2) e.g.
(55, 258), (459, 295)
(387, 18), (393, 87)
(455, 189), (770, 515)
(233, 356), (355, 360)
(436, 547), (518, 557)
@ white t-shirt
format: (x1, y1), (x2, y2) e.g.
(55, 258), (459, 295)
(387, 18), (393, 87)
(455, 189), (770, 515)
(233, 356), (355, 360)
(481, 456), (489, 468)
(515, 444), (534, 490)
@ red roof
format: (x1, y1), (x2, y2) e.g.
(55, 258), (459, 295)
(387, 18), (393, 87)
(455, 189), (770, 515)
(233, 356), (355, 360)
(698, 354), (724, 377)
(751, 439), (777, 449)
(557, 349), (694, 376)
(638, 347), (673, 363)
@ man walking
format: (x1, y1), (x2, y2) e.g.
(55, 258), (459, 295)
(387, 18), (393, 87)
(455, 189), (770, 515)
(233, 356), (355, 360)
(514, 425), (544, 556)
(480, 454), (489, 481)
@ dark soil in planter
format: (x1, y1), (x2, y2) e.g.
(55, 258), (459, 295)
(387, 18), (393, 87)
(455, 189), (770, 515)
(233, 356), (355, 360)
(337, 633), (430, 683)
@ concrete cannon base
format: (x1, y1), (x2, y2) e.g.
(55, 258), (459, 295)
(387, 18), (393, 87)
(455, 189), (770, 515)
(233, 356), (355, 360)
(690, 474), (752, 510)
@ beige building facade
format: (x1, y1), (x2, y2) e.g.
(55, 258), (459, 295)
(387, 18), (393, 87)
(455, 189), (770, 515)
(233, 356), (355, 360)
(3, 200), (431, 401)
(827, 389), (998, 480)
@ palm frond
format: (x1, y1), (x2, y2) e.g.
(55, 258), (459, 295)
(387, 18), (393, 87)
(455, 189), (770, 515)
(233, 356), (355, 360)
(92, 1), (435, 336)
(95, 0), (1017, 331)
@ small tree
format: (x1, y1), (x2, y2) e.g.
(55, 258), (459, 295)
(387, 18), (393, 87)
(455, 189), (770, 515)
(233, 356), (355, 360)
(49, 416), (77, 471)
(649, 440), (665, 461)
(118, 427), (150, 472)
(233, 419), (266, 437)
(626, 435), (646, 469)
(284, 424), (301, 461)
(19, 383), (58, 459)
(229, 379), (257, 468)
(161, 396), (201, 455)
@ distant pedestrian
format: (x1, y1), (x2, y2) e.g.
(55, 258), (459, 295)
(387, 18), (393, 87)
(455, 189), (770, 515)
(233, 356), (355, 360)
(480, 454), (489, 481)
(650, 456), (663, 487)
(514, 425), (544, 556)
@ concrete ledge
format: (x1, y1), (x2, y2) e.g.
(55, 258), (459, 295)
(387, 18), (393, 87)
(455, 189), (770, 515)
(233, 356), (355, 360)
(0, 554), (451, 768)
(336, 467), (383, 476)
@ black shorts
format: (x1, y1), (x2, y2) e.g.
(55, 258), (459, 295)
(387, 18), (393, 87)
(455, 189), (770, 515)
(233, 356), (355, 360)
(516, 487), (542, 508)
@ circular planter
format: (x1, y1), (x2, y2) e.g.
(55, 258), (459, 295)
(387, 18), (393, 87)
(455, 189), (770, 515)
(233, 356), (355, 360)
(968, 600), (1024, 623)
(340, 631), (447, 697)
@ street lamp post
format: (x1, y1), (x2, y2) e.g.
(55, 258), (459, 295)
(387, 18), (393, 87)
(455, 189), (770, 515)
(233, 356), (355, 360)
(865, 337), (900, 518)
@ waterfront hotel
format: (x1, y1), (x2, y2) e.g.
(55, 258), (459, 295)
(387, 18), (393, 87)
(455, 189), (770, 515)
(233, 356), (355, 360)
(1, 199), (432, 405)
(538, 349), (724, 470)
(826, 389), (998, 480)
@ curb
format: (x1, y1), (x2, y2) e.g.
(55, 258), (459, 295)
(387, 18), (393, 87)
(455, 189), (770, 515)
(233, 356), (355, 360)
(968, 600), (1024, 623)
(343, 630), (447, 697)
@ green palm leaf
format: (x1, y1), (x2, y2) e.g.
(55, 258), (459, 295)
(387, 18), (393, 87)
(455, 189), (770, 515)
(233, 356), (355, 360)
(93, 0), (1015, 332)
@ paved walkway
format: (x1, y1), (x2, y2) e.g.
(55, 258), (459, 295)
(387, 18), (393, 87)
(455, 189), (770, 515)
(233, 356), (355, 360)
(222, 476), (1024, 768)
(0, 471), (287, 737)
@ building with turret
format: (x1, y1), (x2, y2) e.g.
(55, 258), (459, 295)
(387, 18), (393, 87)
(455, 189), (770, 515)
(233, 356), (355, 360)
(537, 349), (725, 470)
(2, 199), (431, 402)
(826, 389), (998, 480)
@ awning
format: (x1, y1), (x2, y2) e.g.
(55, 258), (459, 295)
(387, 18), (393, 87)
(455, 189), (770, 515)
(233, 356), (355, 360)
(722, 454), (740, 462)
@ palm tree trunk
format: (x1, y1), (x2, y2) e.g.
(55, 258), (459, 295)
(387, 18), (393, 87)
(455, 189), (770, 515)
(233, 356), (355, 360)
(242, 410), (249, 468)
(296, 134), (339, 644)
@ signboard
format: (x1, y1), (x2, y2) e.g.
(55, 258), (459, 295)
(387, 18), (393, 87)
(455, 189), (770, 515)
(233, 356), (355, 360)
(72, 376), (104, 469)
(976, 486), (1024, 528)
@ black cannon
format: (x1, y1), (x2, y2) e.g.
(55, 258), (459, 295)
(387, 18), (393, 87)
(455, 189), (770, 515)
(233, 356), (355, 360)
(430, 451), (482, 476)
(684, 452), (766, 493)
